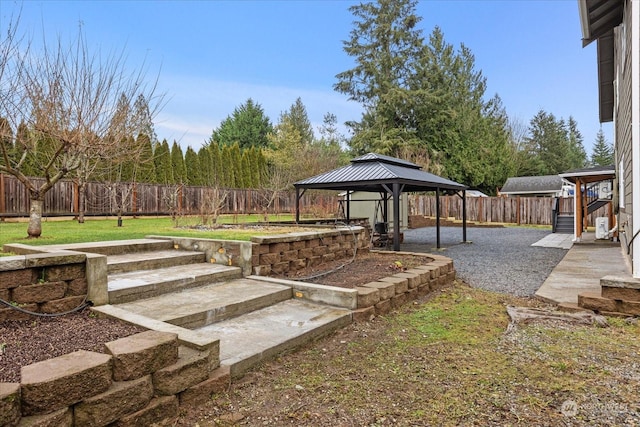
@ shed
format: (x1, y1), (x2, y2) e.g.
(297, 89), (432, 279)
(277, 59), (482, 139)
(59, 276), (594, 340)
(293, 153), (468, 251)
(499, 175), (571, 197)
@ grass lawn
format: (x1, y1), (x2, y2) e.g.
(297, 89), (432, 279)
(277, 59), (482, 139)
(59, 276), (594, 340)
(0, 214), (299, 251)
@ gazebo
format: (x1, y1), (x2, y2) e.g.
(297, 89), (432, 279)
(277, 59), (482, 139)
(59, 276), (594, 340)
(293, 153), (468, 251)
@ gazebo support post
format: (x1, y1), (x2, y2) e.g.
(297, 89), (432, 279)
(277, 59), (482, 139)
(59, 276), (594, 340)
(462, 190), (467, 242)
(393, 183), (401, 251)
(295, 187), (303, 224)
(436, 188), (441, 249)
(346, 190), (351, 223)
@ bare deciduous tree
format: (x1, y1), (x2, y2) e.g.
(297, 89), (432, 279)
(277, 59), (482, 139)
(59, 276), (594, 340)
(0, 18), (161, 237)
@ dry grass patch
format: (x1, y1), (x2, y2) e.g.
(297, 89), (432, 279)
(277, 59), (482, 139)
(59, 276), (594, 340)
(177, 282), (640, 426)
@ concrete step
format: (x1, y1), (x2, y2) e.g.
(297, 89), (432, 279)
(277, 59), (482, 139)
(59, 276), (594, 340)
(194, 299), (352, 378)
(108, 263), (242, 304)
(107, 249), (206, 274)
(39, 238), (175, 256)
(113, 278), (293, 328)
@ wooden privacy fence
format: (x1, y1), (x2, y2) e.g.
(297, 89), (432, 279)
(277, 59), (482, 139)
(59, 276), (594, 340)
(408, 194), (609, 226)
(0, 174), (339, 218)
(1, 173), (610, 226)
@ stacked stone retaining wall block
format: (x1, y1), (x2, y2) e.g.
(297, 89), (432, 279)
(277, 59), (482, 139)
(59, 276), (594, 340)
(251, 226), (370, 276)
(578, 275), (640, 316)
(352, 252), (456, 321)
(1, 330), (231, 427)
(0, 253), (89, 321)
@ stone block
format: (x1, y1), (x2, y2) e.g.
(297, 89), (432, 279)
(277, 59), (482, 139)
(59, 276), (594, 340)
(281, 250), (299, 262)
(328, 243), (341, 253)
(111, 395), (178, 427)
(21, 350), (112, 416)
(298, 248), (314, 259)
(73, 376), (153, 427)
(406, 287), (418, 301)
(446, 271), (456, 283)
(0, 383), (20, 427)
(251, 254), (259, 267)
(153, 347), (210, 396)
(417, 282), (431, 298)
(18, 407), (72, 426)
(374, 299), (391, 316)
(415, 264), (439, 279)
(394, 272), (420, 289)
(24, 253), (85, 268)
(355, 286), (380, 308)
(269, 242), (290, 254)
(379, 276), (408, 295)
(334, 250), (346, 260)
(291, 240), (307, 250)
(179, 366), (231, 407)
(0, 304), (39, 321)
(618, 300), (640, 316)
(0, 256), (26, 272)
(258, 244), (270, 254)
(405, 268), (431, 285)
(0, 269), (33, 289)
(0, 289), (9, 301)
(66, 277), (88, 296)
(44, 263), (85, 282)
(105, 330), (178, 381)
(578, 292), (618, 313)
(391, 292), (407, 309)
(362, 281), (395, 300)
(40, 295), (87, 314)
(258, 253), (280, 265)
(271, 262), (289, 274)
(252, 265), (271, 276)
(12, 282), (67, 304)
(601, 286), (640, 302)
(352, 306), (376, 322)
(312, 246), (327, 256)
(322, 253), (335, 263)
(306, 238), (320, 248)
(289, 259), (306, 271)
(308, 256), (322, 267)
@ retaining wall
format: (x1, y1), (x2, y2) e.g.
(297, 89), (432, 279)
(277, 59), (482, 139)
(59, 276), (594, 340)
(0, 330), (229, 427)
(250, 226), (370, 276)
(0, 252), (90, 321)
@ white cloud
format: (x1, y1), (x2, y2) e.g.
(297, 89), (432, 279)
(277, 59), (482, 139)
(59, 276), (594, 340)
(154, 74), (362, 150)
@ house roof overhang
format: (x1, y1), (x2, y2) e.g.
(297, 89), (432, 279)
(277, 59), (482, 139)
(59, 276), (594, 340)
(578, 0), (624, 123)
(559, 164), (615, 184)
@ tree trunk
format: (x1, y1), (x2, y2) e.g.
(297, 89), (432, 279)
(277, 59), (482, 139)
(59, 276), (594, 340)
(78, 182), (86, 224)
(27, 198), (43, 238)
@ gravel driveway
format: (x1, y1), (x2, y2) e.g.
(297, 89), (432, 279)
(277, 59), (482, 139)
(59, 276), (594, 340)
(401, 226), (569, 297)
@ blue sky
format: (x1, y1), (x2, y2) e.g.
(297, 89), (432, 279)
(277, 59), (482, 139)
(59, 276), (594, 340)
(2, 0), (612, 155)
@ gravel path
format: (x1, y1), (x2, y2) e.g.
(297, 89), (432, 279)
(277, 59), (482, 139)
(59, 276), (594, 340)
(401, 226), (569, 297)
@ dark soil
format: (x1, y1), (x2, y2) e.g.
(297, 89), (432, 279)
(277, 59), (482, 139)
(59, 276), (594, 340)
(0, 310), (145, 383)
(275, 251), (433, 288)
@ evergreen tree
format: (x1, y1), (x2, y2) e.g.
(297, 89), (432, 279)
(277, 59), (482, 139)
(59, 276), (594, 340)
(209, 144), (222, 187)
(198, 146), (213, 186)
(591, 128), (614, 166)
(229, 142), (243, 188)
(209, 99), (273, 149)
(281, 98), (314, 145)
(220, 145), (235, 187)
(170, 141), (186, 184)
(154, 139), (173, 184)
(184, 146), (201, 185)
(132, 94), (159, 147)
(0, 117), (14, 168)
(136, 133), (156, 183)
(567, 116), (587, 169)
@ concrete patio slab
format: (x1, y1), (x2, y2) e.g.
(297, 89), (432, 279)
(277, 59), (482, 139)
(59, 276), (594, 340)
(531, 233), (574, 250)
(535, 242), (630, 304)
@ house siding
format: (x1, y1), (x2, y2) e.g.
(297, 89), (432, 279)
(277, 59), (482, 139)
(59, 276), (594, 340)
(616, 0), (634, 267)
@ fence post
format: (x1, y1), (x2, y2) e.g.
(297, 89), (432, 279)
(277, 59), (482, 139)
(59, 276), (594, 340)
(516, 196), (521, 225)
(0, 173), (5, 218)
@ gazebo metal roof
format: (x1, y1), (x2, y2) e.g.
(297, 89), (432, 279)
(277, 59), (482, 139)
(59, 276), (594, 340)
(294, 153), (468, 251)
(295, 153), (467, 193)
